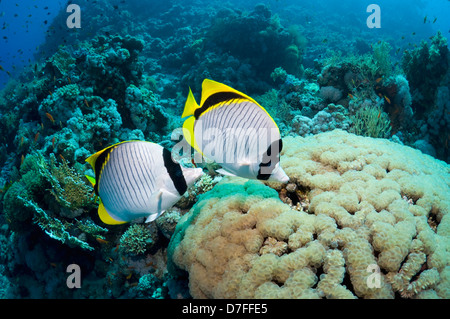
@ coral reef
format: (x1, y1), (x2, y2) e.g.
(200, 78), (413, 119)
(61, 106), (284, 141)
(119, 224), (159, 256)
(0, 0), (449, 300)
(402, 31), (449, 117)
(290, 103), (352, 137)
(350, 104), (391, 138)
(170, 130), (449, 299)
(207, 4), (305, 82)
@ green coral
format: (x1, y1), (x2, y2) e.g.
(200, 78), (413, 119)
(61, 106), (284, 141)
(256, 88), (291, 122)
(372, 41), (393, 77)
(17, 195), (95, 251)
(323, 51), (382, 83)
(3, 151), (99, 250)
(134, 274), (166, 299)
(44, 153), (95, 216)
(207, 5), (304, 79)
(57, 84), (80, 100)
(39, 84), (80, 118)
(350, 105), (391, 138)
(119, 224), (156, 256)
(75, 218), (108, 240)
(48, 48), (76, 75)
(3, 182), (35, 227)
(402, 31), (449, 115)
(270, 67), (288, 83)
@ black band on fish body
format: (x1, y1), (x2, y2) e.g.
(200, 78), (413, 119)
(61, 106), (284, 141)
(257, 139), (283, 180)
(93, 145), (117, 196)
(194, 91), (245, 119)
(163, 147), (188, 195)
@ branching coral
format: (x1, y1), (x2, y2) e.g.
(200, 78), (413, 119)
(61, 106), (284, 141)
(46, 48), (76, 76)
(120, 224), (158, 256)
(17, 195), (95, 251)
(350, 104), (391, 138)
(170, 130), (449, 299)
(3, 151), (99, 250)
(43, 153), (95, 218)
(372, 41), (393, 77)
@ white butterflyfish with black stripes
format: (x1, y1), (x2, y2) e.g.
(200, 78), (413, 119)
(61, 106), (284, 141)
(85, 141), (203, 225)
(182, 79), (289, 183)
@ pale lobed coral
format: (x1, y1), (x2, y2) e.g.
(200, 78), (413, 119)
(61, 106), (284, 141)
(171, 130), (449, 299)
(290, 104), (351, 137)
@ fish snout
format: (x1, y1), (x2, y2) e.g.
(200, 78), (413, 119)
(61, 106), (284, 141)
(183, 167), (204, 186)
(270, 167), (290, 184)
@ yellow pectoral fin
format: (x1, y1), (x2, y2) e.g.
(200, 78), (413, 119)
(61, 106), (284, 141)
(85, 175), (96, 187)
(182, 87), (199, 118)
(182, 116), (204, 155)
(98, 201), (127, 225)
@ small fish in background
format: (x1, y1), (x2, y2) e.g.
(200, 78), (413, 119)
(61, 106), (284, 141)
(433, 17), (437, 24)
(85, 141), (203, 225)
(182, 79), (289, 183)
(45, 112), (55, 124)
(424, 15), (427, 23)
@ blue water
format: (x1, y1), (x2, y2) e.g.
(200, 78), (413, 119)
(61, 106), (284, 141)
(1, 0), (448, 88)
(0, 0), (66, 87)
(0, 0), (449, 300)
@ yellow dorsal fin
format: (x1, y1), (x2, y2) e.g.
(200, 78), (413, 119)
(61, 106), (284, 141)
(200, 79), (260, 106)
(182, 87), (199, 118)
(98, 200), (127, 225)
(201, 79), (279, 130)
(85, 140), (140, 171)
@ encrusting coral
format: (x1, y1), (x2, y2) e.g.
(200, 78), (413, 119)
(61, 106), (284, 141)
(170, 130), (449, 299)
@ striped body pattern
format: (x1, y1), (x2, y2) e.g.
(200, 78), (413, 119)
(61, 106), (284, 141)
(194, 98), (279, 179)
(182, 79), (289, 183)
(99, 142), (166, 222)
(86, 141), (203, 225)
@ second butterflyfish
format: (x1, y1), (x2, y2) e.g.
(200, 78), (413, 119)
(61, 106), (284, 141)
(85, 141), (203, 225)
(182, 79), (289, 183)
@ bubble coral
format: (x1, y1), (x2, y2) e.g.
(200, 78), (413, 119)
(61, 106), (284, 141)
(170, 130), (449, 299)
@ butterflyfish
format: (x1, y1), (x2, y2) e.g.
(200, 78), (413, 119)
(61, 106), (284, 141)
(85, 141), (203, 225)
(181, 79), (289, 183)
